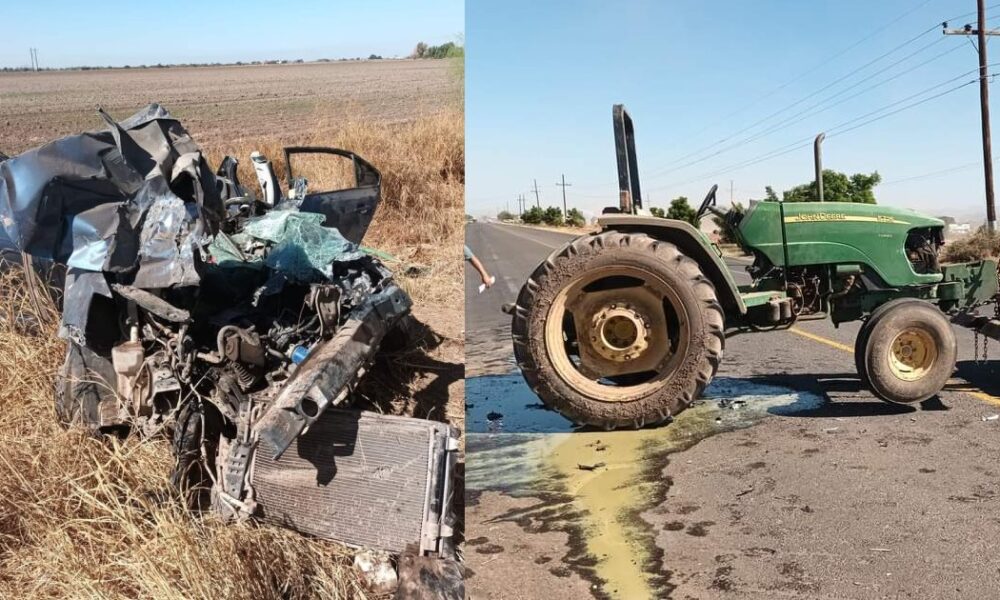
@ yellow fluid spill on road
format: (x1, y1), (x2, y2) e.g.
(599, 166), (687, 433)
(544, 380), (822, 599)
(465, 378), (822, 599)
(549, 428), (660, 598)
(547, 403), (725, 599)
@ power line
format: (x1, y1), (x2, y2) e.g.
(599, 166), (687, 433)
(644, 15), (949, 175)
(651, 72), (983, 192)
(651, 0), (941, 158)
(573, 7), (995, 195)
(643, 36), (960, 182)
(881, 161), (982, 186)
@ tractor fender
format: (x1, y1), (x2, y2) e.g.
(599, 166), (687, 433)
(597, 215), (746, 316)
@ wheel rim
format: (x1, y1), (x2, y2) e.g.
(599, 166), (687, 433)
(543, 265), (689, 402)
(888, 327), (937, 382)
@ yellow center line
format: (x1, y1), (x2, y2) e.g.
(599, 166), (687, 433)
(788, 326), (854, 353)
(787, 326), (1000, 407)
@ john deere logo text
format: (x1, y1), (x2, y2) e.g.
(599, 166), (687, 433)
(794, 212), (846, 221)
(784, 214), (908, 225)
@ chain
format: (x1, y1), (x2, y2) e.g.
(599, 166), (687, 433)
(975, 329), (989, 365)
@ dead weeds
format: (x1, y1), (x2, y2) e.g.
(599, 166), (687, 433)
(942, 228), (1000, 263)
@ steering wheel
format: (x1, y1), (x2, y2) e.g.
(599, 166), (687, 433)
(696, 184), (719, 220)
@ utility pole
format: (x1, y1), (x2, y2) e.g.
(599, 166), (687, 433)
(944, 1), (1000, 231)
(555, 174), (572, 217)
(729, 180), (734, 204)
(531, 179), (541, 208)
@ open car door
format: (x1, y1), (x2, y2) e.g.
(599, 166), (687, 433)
(284, 147), (381, 244)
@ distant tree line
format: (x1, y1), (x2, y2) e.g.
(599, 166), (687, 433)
(0, 54), (403, 73)
(514, 206), (586, 227)
(2, 39), (462, 72)
(411, 41), (464, 59)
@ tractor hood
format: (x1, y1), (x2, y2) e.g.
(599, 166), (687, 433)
(738, 201), (945, 287)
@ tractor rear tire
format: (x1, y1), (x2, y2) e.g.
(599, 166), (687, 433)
(854, 298), (925, 390)
(862, 300), (956, 404)
(511, 231), (725, 429)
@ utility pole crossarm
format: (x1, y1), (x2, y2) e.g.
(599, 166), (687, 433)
(942, 26), (1000, 35)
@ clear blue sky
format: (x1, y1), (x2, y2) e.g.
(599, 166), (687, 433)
(1, 0), (463, 67)
(467, 0), (998, 223)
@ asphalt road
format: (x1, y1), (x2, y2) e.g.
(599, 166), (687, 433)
(464, 221), (1000, 600)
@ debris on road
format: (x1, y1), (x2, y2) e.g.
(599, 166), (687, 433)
(983, 414), (999, 421)
(577, 462), (606, 471)
(0, 105), (458, 566)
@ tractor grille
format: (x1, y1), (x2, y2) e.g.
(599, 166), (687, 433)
(252, 408), (456, 554)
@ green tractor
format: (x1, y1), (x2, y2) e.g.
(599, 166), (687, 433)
(510, 105), (1000, 429)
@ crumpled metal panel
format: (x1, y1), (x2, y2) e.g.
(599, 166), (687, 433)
(59, 268), (113, 344)
(0, 104), (223, 338)
(131, 185), (204, 289)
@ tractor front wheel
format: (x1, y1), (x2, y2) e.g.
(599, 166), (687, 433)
(511, 231), (725, 429)
(861, 300), (956, 404)
(854, 298), (926, 390)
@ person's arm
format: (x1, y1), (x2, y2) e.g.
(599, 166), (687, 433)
(469, 254), (494, 287)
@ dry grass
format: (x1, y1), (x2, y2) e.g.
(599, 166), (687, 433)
(0, 108), (463, 598)
(0, 267), (377, 599)
(943, 229), (1000, 263)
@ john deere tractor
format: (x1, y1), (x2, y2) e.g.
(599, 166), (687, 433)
(510, 105), (1000, 429)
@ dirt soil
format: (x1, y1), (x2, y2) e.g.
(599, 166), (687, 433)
(0, 60), (457, 154)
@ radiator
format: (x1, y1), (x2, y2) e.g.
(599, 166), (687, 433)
(251, 408), (457, 554)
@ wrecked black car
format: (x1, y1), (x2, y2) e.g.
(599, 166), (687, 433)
(0, 105), (457, 560)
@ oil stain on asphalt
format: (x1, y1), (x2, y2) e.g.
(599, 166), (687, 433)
(466, 376), (825, 599)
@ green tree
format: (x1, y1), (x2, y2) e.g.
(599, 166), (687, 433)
(497, 210), (515, 221)
(666, 196), (698, 226)
(764, 186), (779, 202)
(522, 206), (544, 224)
(782, 170), (881, 204)
(566, 208), (586, 227)
(649, 206), (666, 218)
(412, 42), (428, 58)
(542, 206), (564, 226)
